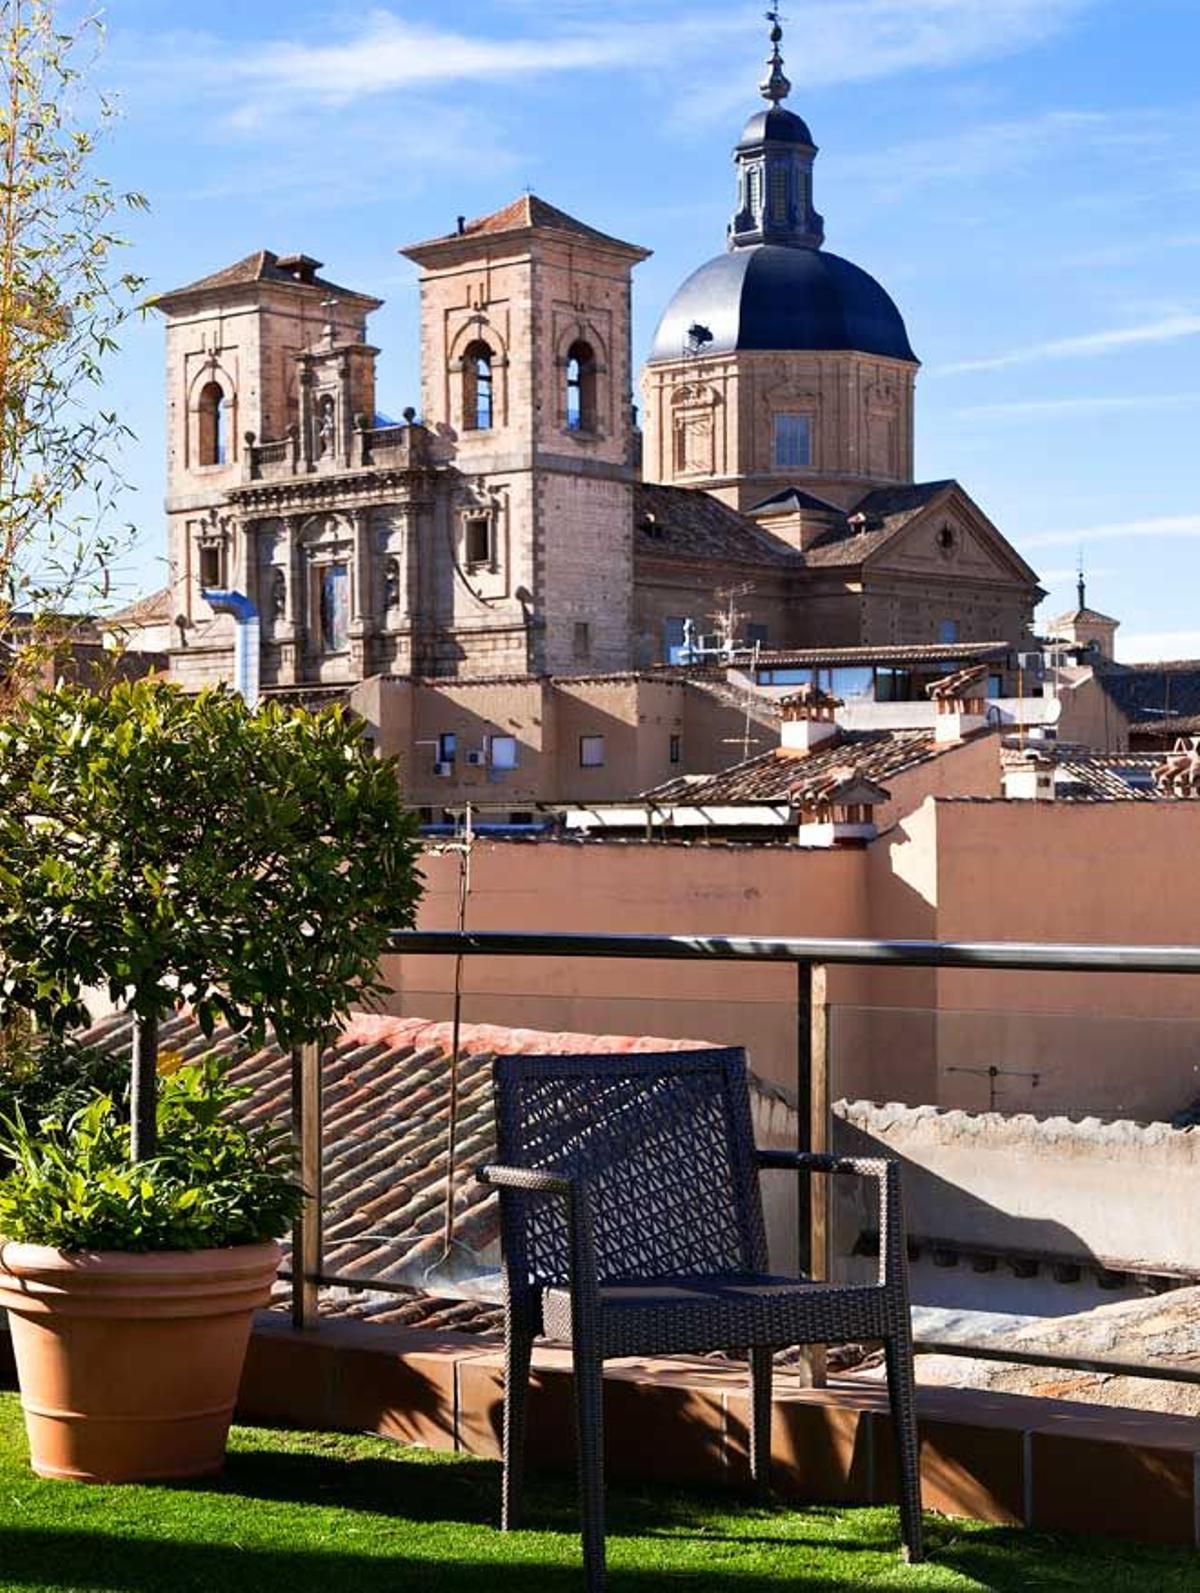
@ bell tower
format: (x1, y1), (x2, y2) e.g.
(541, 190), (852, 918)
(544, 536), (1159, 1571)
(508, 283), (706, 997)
(402, 196), (650, 676)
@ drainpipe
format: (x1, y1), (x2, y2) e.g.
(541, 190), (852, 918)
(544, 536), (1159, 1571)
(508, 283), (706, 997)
(202, 589), (260, 708)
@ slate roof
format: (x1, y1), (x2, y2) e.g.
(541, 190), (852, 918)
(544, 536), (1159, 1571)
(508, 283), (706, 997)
(153, 250), (380, 308)
(750, 485), (843, 514)
(635, 482), (800, 568)
(78, 1010), (713, 1330)
(799, 481), (955, 568)
(1095, 662), (1200, 725)
(404, 194), (647, 259)
(642, 727), (961, 807)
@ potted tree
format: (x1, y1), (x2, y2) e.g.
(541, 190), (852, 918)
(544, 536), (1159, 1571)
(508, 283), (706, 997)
(0, 678), (421, 1481)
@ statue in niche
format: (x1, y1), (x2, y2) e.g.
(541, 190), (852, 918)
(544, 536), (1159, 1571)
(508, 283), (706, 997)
(271, 567), (286, 619)
(384, 556), (401, 611)
(316, 394), (335, 457)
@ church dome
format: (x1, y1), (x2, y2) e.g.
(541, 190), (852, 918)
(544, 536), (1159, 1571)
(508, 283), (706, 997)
(737, 104), (813, 148)
(647, 244), (917, 364)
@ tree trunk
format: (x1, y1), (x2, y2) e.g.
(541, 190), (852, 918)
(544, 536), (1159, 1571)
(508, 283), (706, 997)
(130, 1011), (158, 1161)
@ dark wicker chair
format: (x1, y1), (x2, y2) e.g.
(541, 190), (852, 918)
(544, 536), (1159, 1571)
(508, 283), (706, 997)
(479, 1046), (923, 1590)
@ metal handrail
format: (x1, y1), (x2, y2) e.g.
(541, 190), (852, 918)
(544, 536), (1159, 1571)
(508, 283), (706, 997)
(387, 929), (1200, 975)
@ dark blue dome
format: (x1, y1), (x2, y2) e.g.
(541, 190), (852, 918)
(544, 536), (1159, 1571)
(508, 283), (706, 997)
(738, 105), (814, 148)
(648, 245), (917, 364)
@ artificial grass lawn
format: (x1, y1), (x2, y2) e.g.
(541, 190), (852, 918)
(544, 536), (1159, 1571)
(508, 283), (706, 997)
(0, 1393), (1194, 1592)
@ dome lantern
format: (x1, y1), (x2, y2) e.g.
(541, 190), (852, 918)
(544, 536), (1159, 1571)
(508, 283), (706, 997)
(730, 10), (824, 252)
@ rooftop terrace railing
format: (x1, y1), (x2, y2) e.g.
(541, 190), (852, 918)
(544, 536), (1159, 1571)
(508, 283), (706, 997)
(288, 931), (1200, 1391)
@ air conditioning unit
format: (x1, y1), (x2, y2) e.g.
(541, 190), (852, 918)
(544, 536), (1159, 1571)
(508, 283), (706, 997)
(434, 761), (454, 778)
(465, 749), (485, 766)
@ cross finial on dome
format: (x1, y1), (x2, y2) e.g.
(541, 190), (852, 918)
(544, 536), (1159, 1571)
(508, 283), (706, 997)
(760, 8), (792, 104)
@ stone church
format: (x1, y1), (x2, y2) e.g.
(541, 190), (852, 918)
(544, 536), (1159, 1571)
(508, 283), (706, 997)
(148, 19), (1041, 702)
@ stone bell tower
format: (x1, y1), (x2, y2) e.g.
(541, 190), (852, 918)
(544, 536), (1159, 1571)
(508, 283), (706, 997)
(401, 196), (650, 676)
(151, 252), (381, 684)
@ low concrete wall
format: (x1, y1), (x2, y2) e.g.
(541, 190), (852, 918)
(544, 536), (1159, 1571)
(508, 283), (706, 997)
(834, 1099), (1200, 1278)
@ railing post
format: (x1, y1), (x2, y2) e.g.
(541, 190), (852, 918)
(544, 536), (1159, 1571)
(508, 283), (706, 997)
(795, 961), (830, 1280)
(291, 1039), (323, 1330)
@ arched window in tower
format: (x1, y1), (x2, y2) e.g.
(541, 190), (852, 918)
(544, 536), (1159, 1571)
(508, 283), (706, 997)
(462, 341), (494, 430)
(565, 340), (597, 433)
(198, 381), (226, 466)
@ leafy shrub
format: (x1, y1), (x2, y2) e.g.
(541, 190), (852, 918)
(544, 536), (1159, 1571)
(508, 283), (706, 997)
(0, 1057), (303, 1251)
(0, 1031), (128, 1143)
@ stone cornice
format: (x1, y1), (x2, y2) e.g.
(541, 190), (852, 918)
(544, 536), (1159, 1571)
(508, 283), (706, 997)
(230, 466), (439, 517)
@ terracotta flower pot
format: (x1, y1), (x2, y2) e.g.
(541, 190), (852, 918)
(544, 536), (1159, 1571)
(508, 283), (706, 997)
(0, 1239), (280, 1482)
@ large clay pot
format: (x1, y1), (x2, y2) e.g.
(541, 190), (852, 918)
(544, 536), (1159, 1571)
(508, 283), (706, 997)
(0, 1239), (280, 1482)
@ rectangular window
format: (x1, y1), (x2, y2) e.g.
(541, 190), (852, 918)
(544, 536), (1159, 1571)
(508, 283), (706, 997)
(198, 543), (222, 591)
(828, 667), (874, 702)
(874, 666), (914, 702)
(580, 735), (605, 768)
(768, 163), (790, 222)
(489, 735), (517, 770)
(746, 622), (769, 649)
(669, 734), (681, 765)
(939, 618), (960, 644)
(663, 615), (687, 664)
(573, 621), (591, 660)
(465, 516), (492, 568)
(773, 412), (812, 470)
(319, 563), (349, 652)
(438, 732), (457, 764)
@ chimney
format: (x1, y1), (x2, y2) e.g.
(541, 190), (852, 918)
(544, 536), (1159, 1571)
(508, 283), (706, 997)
(779, 684), (842, 754)
(928, 664), (990, 744)
(1003, 750), (1056, 801)
(795, 769), (890, 846)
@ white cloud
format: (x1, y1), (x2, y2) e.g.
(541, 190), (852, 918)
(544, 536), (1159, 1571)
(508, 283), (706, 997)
(1022, 514), (1200, 551)
(934, 314), (1200, 376)
(1118, 630), (1200, 665)
(952, 392), (1200, 420)
(124, 1), (1093, 115)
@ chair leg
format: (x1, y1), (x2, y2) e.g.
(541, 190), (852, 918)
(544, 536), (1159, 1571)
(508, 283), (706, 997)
(502, 1325), (533, 1531)
(748, 1346), (773, 1498)
(884, 1332), (925, 1563)
(573, 1345), (607, 1593)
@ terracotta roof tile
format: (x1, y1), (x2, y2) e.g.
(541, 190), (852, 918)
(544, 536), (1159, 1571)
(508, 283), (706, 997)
(643, 727), (965, 807)
(636, 482), (799, 569)
(153, 250), (380, 308)
(405, 194), (647, 258)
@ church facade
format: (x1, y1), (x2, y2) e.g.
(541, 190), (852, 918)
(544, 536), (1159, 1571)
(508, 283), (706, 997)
(150, 21), (1041, 701)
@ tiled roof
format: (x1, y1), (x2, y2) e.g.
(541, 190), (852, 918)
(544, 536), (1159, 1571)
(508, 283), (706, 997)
(107, 587), (171, 627)
(1000, 745), (1169, 801)
(635, 482), (800, 569)
(749, 641), (1008, 668)
(1129, 715), (1200, 741)
(800, 480), (955, 569)
(405, 194), (647, 258)
(78, 1010), (714, 1330)
(153, 250), (379, 307)
(643, 727), (960, 807)
(1049, 606), (1119, 627)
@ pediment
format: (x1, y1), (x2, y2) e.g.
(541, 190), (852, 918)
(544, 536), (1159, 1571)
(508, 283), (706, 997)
(868, 485), (1041, 589)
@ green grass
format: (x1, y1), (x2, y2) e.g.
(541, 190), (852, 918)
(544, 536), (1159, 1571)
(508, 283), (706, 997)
(0, 1393), (1194, 1591)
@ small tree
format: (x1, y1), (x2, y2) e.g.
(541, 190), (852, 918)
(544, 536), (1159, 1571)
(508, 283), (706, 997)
(0, 679), (423, 1156)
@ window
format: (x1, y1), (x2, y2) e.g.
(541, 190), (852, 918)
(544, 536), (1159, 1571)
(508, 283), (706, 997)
(663, 615), (687, 663)
(828, 667), (874, 702)
(746, 622), (769, 649)
(462, 340), (494, 430)
(438, 732), (457, 764)
(319, 563), (349, 653)
(773, 412), (812, 470)
(489, 735), (517, 770)
(580, 735), (605, 768)
(768, 163), (790, 223)
(669, 734), (681, 765)
(874, 666), (913, 702)
(565, 340), (597, 432)
(746, 165), (762, 220)
(465, 516), (492, 568)
(573, 621), (591, 660)
(197, 381), (226, 466)
(938, 618), (960, 645)
(198, 542), (223, 591)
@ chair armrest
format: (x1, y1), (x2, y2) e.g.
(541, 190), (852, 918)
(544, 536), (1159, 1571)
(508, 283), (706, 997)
(477, 1163), (575, 1197)
(476, 1164), (600, 1329)
(755, 1150), (908, 1291)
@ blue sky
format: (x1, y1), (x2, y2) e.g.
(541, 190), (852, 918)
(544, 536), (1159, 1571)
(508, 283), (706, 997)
(97, 0), (1199, 660)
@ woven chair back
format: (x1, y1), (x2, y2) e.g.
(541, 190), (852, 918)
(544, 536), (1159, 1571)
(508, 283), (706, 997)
(493, 1047), (769, 1290)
